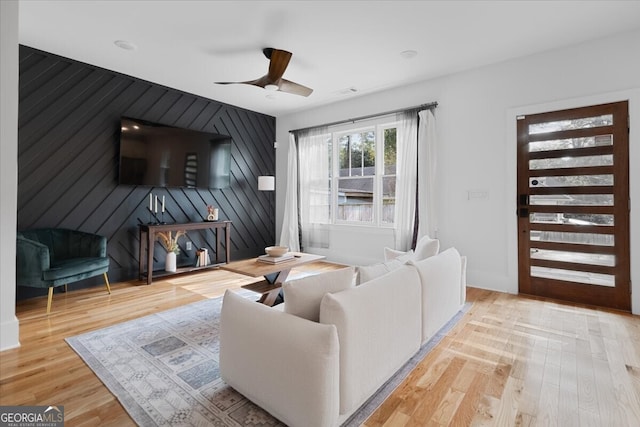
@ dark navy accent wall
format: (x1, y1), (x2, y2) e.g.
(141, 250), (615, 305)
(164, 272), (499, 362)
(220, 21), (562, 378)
(17, 45), (275, 297)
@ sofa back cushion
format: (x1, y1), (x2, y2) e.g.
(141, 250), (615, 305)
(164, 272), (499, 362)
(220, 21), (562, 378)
(409, 247), (463, 344)
(283, 266), (355, 322)
(319, 265), (422, 415)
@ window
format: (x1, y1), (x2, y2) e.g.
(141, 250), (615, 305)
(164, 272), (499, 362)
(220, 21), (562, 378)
(331, 118), (398, 226)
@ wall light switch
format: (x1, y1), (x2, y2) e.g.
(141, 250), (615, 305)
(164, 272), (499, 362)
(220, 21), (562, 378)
(186, 241), (192, 251)
(468, 190), (489, 200)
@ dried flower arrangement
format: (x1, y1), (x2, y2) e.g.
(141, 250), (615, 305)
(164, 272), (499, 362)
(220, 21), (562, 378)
(157, 230), (185, 254)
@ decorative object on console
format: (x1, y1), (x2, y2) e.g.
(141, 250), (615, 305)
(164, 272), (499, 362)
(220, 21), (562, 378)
(196, 248), (211, 267)
(206, 205), (219, 221)
(258, 175), (275, 191)
(157, 230), (184, 273)
(165, 252), (177, 272)
(147, 192), (166, 224)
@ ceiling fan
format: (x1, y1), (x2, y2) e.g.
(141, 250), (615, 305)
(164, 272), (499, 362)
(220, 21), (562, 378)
(215, 48), (313, 97)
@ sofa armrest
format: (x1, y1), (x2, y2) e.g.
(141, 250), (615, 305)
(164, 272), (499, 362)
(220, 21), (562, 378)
(220, 290), (340, 427)
(16, 236), (51, 287)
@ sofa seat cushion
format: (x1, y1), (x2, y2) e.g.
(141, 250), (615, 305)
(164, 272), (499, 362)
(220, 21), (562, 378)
(44, 257), (109, 282)
(283, 266), (355, 322)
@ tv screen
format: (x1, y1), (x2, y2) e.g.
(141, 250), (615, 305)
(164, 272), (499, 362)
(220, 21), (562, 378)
(118, 117), (232, 189)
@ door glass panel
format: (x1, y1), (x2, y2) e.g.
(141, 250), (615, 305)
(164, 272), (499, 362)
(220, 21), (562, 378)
(530, 194), (613, 206)
(528, 114), (613, 134)
(530, 231), (614, 246)
(531, 249), (615, 266)
(530, 175), (613, 187)
(531, 266), (615, 287)
(529, 155), (612, 170)
(530, 212), (614, 225)
(529, 135), (612, 152)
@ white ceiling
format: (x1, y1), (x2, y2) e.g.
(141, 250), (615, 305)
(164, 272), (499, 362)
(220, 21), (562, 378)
(18, 1), (640, 117)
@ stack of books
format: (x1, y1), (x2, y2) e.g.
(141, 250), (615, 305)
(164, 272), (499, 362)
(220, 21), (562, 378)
(257, 253), (295, 264)
(195, 248), (211, 267)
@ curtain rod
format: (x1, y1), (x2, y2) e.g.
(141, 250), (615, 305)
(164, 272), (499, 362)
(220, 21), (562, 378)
(290, 101), (438, 134)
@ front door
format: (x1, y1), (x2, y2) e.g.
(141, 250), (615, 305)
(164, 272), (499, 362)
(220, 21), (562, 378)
(517, 101), (630, 311)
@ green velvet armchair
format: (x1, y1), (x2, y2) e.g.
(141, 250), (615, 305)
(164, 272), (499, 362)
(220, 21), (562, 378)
(16, 228), (111, 314)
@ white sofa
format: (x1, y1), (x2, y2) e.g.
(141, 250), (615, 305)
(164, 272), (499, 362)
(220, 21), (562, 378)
(220, 247), (465, 427)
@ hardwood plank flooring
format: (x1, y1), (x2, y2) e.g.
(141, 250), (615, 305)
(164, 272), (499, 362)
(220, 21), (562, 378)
(2, 263), (639, 426)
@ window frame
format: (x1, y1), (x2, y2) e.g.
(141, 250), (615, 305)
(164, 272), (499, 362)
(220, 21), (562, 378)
(329, 117), (399, 227)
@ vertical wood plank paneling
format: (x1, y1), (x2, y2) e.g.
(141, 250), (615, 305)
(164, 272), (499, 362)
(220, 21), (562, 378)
(16, 45), (276, 299)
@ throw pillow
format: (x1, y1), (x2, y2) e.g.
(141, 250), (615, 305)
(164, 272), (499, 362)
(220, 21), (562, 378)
(357, 259), (404, 284)
(383, 247), (414, 262)
(413, 236), (440, 261)
(283, 266), (356, 322)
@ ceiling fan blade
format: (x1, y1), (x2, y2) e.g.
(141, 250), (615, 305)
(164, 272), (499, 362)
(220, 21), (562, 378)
(215, 48), (313, 97)
(215, 76), (269, 87)
(278, 79), (313, 97)
(267, 49), (292, 83)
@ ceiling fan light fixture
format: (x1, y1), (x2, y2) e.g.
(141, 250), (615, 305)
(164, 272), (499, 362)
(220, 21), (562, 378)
(400, 49), (418, 59)
(114, 39), (137, 51)
(264, 84), (279, 91)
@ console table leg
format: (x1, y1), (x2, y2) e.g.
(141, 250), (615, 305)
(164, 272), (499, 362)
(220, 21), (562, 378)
(146, 230), (154, 284)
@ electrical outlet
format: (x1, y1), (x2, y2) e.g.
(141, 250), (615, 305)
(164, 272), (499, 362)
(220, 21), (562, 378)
(186, 241), (192, 251)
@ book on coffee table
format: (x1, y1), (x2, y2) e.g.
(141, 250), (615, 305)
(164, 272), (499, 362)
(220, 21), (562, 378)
(257, 254), (295, 264)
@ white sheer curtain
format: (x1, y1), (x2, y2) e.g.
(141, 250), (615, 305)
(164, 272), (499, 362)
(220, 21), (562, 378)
(297, 126), (330, 249)
(417, 109), (437, 240)
(394, 110), (419, 251)
(278, 133), (300, 251)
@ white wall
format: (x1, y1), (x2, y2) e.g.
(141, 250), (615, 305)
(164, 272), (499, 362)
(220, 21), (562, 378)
(0, 0), (20, 350)
(276, 29), (640, 313)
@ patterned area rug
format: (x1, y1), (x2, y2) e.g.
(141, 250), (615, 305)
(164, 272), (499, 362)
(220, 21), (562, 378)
(67, 291), (470, 426)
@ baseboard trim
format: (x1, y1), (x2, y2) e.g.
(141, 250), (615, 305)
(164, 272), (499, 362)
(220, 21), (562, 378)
(0, 316), (20, 351)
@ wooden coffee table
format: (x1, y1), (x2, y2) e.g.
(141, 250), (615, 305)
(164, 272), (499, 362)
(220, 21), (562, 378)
(221, 252), (325, 306)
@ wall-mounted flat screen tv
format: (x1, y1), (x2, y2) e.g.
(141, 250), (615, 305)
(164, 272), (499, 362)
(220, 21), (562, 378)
(118, 117), (232, 189)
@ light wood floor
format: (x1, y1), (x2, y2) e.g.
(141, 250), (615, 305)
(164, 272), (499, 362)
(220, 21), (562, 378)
(1, 262), (639, 426)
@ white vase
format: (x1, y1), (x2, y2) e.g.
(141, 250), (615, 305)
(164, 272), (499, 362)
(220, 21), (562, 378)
(165, 252), (177, 272)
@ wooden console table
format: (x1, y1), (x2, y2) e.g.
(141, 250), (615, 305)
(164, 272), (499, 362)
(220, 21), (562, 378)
(139, 221), (231, 284)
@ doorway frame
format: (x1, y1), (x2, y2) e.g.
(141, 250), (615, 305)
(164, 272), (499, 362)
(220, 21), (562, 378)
(505, 88), (640, 314)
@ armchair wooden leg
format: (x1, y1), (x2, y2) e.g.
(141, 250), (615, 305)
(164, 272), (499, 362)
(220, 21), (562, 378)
(47, 287), (54, 314)
(64, 284), (68, 293)
(104, 273), (111, 294)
